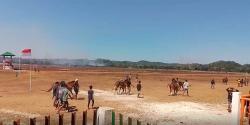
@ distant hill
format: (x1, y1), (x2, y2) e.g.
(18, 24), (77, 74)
(3, 58), (250, 73)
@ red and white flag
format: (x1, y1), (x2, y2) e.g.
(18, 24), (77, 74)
(22, 49), (32, 56)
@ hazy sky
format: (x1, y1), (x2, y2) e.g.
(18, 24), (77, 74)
(0, 0), (249, 64)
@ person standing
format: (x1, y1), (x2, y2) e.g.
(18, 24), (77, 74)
(57, 81), (72, 114)
(211, 79), (215, 89)
(183, 80), (190, 96)
(136, 81), (143, 98)
(88, 85), (94, 109)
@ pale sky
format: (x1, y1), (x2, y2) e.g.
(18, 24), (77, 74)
(0, 0), (250, 64)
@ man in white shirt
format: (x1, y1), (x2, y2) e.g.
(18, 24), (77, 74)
(183, 80), (190, 96)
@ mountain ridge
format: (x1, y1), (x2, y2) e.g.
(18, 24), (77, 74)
(4, 58), (250, 72)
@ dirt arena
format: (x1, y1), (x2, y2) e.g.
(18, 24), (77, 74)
(0, 67), (249, 125)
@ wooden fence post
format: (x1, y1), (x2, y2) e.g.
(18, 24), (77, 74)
(30, 118), (36, 125)
(137, 120), (141, 125)
(45, 115), (50, 125)
(119, 113), (123, 125)
(147, 123), (150, 125)
(112, 111), (115, 125)
(82, 110), (87, 125)
(59, 114), (64, 125)
(71, 112), (76, 125)
(93, 109), (97, 125)
(0, 121), (3, 125)
(248, 104), (250, 125)
(128, 117), (132, 125)
(13, 119), (20, 125)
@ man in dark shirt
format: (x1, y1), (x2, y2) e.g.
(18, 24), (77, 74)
(88, 85), (94, 109)
(211, 79), (215, 89)
(137, 81), (143, 98)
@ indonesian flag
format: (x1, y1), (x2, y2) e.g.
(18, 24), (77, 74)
(22, 49), (32, 56)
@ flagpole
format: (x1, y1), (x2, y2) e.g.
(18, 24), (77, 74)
(19, 55), (21, 74)
(22, 49), (32, 92)
(29, 56), (32, 92)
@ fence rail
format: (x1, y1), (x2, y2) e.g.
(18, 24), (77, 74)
(0, 109), (153, 125)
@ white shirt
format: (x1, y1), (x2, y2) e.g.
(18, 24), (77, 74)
(183, 82), (189, 89)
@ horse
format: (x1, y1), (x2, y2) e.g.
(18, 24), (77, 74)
(114, 79), (127, 95)
(169, 79), (179, 96)
(47, 79), (79, 99)
(114, 78), (132, 95)
(222, 77), (228, 85)
(66, 79), (80, 99)
(125, 78), (132, 95)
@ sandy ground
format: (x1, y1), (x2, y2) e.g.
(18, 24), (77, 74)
(0, 68), (249, 124)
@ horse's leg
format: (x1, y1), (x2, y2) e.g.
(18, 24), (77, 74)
(116, 86), (118, 95)
(169, 86), (173, 95)
(69, 89), (75, 99)
(119, 87), (122, 94)
(119, 87), (122, 95)
(169, 86), (172, 95)
(75, 92), (78, 99)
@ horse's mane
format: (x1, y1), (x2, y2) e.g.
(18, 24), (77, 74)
(68, 81), (75, 84)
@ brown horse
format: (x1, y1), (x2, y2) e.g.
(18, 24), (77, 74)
(222, 77), (228, 85)
(169, 78), (179, 96)
(125, 78), (132, 95)
(47, 79), (79, 99)
(66, 80), (80, 99)
(114, 78), (132, 95)
(114, 79), (127, 94)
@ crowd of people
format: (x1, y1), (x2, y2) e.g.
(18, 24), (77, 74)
(210, 77), (249, 89)
(47, 74), (248, 115)
(47, 79), (78, 114)
(47, 74), (147, 113)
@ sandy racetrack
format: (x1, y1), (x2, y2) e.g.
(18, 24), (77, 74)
(0, 67), (249, 124)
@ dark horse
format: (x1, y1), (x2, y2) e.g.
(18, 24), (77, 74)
(114, 78), (132, 95)
(169, 78), (179, 96)
(114, 79), (126, 94)
(222, 77), (228, 85)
